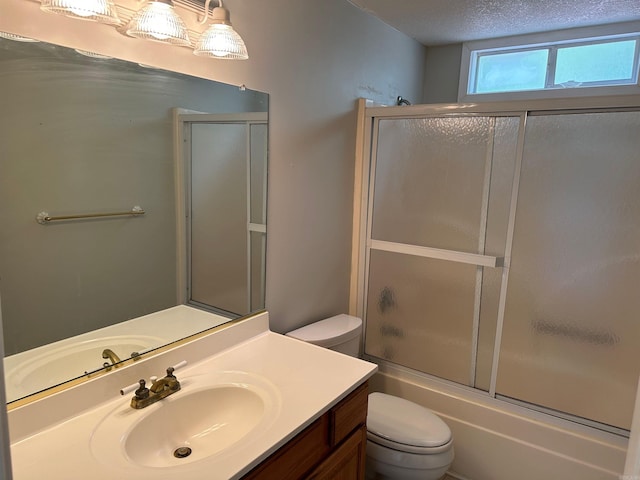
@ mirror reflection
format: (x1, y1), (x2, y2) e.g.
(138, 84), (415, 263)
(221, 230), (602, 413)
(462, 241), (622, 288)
(0, 37), (268, 403)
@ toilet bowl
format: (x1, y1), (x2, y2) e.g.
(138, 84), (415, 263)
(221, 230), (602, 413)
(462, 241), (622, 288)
(286, 315), (454, 480)
(366, 392), (454, 480)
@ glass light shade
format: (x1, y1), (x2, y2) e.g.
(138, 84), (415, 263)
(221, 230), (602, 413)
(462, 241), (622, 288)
(74, 49), (113, 59)
(194, 24), (248, 59)
(0, 32), (40, 43)
(126, 1), (191, 47)
(40, 0), (120, 26)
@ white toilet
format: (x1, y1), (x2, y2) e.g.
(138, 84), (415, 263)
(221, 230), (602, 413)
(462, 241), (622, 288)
(286, 314), (454, 480)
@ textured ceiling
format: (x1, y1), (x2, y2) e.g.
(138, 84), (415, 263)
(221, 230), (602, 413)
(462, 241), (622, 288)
(348, 0), (640, 46)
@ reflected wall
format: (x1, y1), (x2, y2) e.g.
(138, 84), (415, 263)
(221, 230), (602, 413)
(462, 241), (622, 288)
(0, 38), (267, 356)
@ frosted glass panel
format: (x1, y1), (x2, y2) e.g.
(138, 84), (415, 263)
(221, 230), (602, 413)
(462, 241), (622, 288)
(372, 117), (492, 252)
(250, 124), (268, 225)
(496, 111), (640, 429)
(249, 231), (266, 311)
(365, 250), (477, 385)
(475, 117), (520, 390)
(191, 123), (248, 314)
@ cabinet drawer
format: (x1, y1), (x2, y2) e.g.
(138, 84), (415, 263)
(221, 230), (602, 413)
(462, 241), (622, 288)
(330, 382), (368, 447)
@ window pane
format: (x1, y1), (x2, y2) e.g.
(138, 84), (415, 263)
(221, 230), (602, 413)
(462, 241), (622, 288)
(474, 49), (548, 93)
(555, 40), (637, 85)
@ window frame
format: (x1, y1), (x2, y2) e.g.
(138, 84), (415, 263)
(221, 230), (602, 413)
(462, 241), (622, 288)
(459, 22), (640, 103)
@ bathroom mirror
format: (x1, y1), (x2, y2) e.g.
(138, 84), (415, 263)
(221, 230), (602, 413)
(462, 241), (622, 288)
(0, 37), (268, 403)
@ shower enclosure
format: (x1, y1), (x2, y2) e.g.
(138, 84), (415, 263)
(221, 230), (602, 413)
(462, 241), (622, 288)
(355, 98), (640, 432)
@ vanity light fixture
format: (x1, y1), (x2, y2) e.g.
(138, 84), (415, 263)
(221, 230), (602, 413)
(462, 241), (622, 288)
(125, 0), (191, 47)
(36, 0), (249, 59)
(40, 0), (121, 26)
(74, 49), (114, 59)
(194, 0), (248, 59)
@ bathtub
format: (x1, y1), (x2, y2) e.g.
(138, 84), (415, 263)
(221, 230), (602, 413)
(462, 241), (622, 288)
(369, 361), (628, 480)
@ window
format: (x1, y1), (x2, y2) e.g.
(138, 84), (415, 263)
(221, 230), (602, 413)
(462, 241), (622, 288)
(459, 25), (640, 101)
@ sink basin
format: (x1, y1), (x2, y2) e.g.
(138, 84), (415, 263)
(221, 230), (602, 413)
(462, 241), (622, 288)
(126, 386), (265, 467)
(4, 335), (164, 402)
(91, 371), (281, 470)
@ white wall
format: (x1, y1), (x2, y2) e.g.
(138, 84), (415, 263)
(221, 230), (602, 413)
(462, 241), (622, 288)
(0, 0), (426, 336)
(423, 44), (463, 103)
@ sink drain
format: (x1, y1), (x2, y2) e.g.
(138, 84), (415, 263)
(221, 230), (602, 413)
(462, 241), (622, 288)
(173, 447), (192, 459)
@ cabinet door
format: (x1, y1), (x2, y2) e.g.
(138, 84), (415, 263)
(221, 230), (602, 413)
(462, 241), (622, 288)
(306, 426), (366, 480)
(330, 383), (368, 446)
(242, 416), (330, 480)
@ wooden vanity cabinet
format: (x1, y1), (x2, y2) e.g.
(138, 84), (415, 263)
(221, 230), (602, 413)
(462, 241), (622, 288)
(306, 425), (367, 480)
(242, 381), (369, 480)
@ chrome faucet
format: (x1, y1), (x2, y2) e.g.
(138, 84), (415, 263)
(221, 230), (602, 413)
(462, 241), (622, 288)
(130, 367), (181, 409)
(102, 348), (122, 371)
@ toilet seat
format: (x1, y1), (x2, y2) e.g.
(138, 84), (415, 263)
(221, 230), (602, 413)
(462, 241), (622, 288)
(367, 392), (452, 455)
(367, 430), (453, 455)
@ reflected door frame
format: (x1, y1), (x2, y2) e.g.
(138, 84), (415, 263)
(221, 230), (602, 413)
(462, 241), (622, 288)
(173, 109), (268, 316)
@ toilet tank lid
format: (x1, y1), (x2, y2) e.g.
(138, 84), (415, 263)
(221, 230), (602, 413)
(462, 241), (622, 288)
(367, 392), (452, 448)
(285, 314), (362, 347)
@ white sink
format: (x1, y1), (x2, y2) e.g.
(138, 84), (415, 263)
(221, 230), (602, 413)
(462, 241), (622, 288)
(5, 335), (164, 401)
(90, 371), (281, 470)
(9, 314), (378, 480)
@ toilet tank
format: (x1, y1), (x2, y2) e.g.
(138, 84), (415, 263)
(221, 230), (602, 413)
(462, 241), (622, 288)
(286, 314), (362, 357)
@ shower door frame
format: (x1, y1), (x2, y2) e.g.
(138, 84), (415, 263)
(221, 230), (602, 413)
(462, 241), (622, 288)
(174, 109), (268, 316)
(351, 94), (640, 434)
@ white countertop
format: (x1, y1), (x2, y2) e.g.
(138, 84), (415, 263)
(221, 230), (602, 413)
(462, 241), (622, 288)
(8, 309), (377, 479)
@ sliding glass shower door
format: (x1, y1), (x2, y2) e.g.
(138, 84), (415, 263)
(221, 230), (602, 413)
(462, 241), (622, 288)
(364, 115), (519, 387)
(495, 111), (640, 429)
(362, 106), (640, 431)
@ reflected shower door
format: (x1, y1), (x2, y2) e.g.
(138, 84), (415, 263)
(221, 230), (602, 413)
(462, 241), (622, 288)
(496, 111), (640, 429)
(248, 123), (268, 311)
(187, 115), (268, 316)
(190, 123), (248, 315)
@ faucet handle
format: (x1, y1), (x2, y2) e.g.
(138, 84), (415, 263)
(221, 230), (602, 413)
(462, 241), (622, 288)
(165, 367), (176, 379)
(134, 379), (149, 400)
